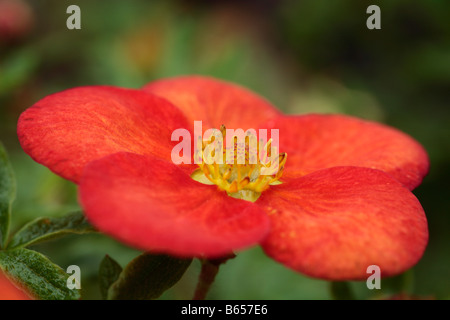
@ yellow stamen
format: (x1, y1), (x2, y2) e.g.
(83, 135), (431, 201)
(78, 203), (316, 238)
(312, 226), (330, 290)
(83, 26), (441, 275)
(191, 125), (286, 202)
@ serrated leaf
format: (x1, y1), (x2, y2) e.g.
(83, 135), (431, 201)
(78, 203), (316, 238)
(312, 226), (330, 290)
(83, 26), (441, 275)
(7, 211), (96, 249)
(99, 255), (123, 300)
(0, 248), (80, 300)
(0, 142), (15, 249)
(108, 253), (192, 300)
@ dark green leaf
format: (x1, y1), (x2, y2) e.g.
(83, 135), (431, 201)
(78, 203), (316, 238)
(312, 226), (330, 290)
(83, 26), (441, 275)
(330, 281), (355, 300)
(99, 255), (123, 300)
(8, 211), (96, 249)
(381, 269), (415, 294)
(0, 142), (15, 249)
(108, 253), (192, 300)
(0, 248), (80, 300)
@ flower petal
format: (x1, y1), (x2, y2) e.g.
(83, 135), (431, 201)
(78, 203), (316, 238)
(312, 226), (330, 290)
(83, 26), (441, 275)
(258, 166), (428, 280)
(266, 114), (429, 190)
(79, 152), (270, 258)
(0, 271), (32, 300)
(18, 86), (190, 183)
(143, 75), (281, 130)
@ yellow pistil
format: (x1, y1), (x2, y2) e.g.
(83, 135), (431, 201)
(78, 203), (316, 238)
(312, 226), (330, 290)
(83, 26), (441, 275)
(192, 125), (287, 202)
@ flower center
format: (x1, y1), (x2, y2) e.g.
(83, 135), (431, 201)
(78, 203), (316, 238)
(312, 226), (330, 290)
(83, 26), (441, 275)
(191, 125), (287, 202)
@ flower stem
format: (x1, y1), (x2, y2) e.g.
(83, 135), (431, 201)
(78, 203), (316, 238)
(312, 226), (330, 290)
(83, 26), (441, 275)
(329, 281), (355, 300)
(192, 254), (236, 300)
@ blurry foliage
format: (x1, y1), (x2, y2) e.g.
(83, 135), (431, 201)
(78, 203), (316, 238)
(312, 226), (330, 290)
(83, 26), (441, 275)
(0, 0), (448, 299)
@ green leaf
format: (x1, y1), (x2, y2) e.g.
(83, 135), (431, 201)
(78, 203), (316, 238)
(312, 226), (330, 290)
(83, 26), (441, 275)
(0, 48), (39, 96)
(108, 253), (192, 300)
(381, 269), (415, 295)
(330, 281), (355, 300)
(0, 248), (80, 300)
(8, 211), (96, 249)
(0, 142), (15, 249)
(99, 255), (123, 300)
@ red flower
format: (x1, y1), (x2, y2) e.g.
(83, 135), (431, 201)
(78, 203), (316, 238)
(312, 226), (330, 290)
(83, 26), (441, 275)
(17, 76), (429, 280)
(0, 271), (32, 300)
(0, 0), (33, 42)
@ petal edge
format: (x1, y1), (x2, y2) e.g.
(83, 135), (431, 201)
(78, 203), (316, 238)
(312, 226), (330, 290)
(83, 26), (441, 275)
(79, 152), (270, 258)
(143, 75), (282, 131)
(258, 166), (428, 280)
(266, 114), (429, 190)
(18, 86), (190, 183)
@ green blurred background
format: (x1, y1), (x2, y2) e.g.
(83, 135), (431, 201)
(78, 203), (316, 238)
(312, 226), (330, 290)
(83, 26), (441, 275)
(0, 0), (449, 299)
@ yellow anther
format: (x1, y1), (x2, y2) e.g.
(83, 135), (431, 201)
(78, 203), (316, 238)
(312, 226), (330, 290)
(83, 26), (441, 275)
(192, 125), (286, 202)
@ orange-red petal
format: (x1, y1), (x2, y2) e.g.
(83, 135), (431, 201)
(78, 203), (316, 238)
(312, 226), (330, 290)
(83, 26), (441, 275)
(258, 166), (428, 280)
(0, 271), (32, 300)
(266, 114), (429, 190)
(143, 75), (281, 131)
(18, 86), (191, 183)
(79, 152), (270, 258)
